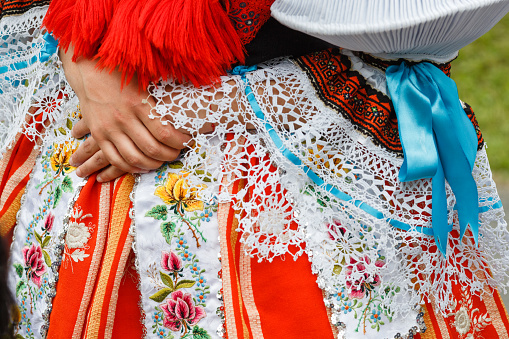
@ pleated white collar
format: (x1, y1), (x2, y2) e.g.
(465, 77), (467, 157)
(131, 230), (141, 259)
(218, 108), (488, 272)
(271, 0), (509, 61)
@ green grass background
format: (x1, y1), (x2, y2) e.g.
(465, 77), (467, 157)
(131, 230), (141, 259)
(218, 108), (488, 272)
(452, 15), (509, 179)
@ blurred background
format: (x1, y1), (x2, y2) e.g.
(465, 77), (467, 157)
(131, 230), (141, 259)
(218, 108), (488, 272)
(452, 14), (509, 306)
(453, 15), (509, 179)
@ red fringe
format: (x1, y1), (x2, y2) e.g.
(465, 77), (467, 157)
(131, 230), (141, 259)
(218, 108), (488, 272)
(43, 0), (245, 89)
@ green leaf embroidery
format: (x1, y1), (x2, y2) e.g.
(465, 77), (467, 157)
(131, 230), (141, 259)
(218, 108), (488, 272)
(42, 236), (51, 248)
(15, 334), (26, 339)
(160, 221), (175, 244)
(175, 279), (196, 290)
(61, 176), (73, 193)
(145, 205), (168, 221)
(15, 281), (26, 297)
(193, 170), (213, 182)
(192, 326), (211, 339)
(42, 250), (52, 267)
(14, 264), (23, 278)
(149, 288), (173, 302)
(34, 230), (42, 245)
(66, 118), (73, 130)
(160, 272), (174, 290)
(53, 186), (62, 208)
(168, 161), (184, 169)
(58, 127), (67, 135)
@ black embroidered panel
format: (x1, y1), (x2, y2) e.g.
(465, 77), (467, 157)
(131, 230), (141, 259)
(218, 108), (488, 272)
(0, 0), (50, 19)
(295, 48), (483, 155)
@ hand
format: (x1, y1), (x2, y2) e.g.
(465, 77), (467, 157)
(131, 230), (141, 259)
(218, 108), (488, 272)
(61, 46), (192, 181)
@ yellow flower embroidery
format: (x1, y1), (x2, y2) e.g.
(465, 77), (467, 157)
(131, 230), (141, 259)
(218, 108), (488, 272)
(155, 173), (204, 212)
(50, 141), (77, 175)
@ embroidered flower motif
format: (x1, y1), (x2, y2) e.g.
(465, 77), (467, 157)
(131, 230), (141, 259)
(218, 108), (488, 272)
(181, 249), (191, 261)
(454, 306), (471, 335)
(155, 173), (204, 212)
(199, 209), (213, 222)
(50, 141), (77, 174)
(341, 301), (353, 314)
(196, 276), (206, 287)
(345, 256), (385, 299)
(160, 290), (206, 332)
(43, 213), (54, 232)
(22, 244), (46, 287)
(371, 309), (383, 323)
(161, 251), (183, 273)
(65, 220), (91, 249)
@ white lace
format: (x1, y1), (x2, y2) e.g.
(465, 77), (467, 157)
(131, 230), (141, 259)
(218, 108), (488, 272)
(0, 6), (73, 155)
(148, 56), (509, 316)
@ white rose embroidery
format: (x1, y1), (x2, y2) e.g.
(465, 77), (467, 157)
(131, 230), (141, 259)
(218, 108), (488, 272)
(454, 306), (471, 335)
(65, 221), (91, 249)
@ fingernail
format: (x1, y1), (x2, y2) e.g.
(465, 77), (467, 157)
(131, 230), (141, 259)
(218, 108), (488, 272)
(76, 168), (82, 177)
(96, 175), (103, 182)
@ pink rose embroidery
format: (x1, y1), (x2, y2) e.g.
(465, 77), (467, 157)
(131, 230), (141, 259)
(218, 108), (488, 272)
(160, 290), (206, 331)
(43, 213), (55, 232)
(161, 251), (183, 273)
(345, 255), (385, 299)
(22, 244), (46, 287)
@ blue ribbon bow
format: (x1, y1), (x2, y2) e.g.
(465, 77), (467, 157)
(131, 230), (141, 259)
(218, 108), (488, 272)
(386, 62), (479, 256)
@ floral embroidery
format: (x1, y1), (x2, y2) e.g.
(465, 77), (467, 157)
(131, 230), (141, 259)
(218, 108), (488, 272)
(62, 206), (94, 268)
(326, 220), (401, 334)
(22, 244), (46, 288)
(146, 164), (217, 339)
(445, 285), (492, 338)
(160, 290), (206, 333)
(37, 140), (77, 197)
(147, 166), (213, 247)
(12, 109), (80, 338)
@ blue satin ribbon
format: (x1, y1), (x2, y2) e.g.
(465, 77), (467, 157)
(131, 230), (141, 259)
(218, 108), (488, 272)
(232, 65), (487, 257)
(386, 62), (479, 256)
(1, 32), (58, 83)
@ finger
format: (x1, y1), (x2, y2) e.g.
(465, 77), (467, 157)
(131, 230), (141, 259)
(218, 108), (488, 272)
(103, 136), (164, 171)
(136, 104), (192, 150)
(123, 119), (183, 162)
(96, 166), (130, 183)
(74, 150), (114, 178)
(69, 135), (100, 167)
(71, 118), (91, 139)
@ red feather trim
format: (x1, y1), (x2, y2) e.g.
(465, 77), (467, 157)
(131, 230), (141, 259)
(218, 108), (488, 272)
(44, 0), (245, 89)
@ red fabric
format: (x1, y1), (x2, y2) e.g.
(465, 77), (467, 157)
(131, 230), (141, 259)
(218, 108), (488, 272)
(228, 0), (275, 45)
(251, 253), (334, 338)
(47, 174), (106, 338)
(43, 0), (247, 89)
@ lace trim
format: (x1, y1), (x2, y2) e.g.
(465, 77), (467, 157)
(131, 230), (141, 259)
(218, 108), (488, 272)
(147, 54), (509, 316)
(0, 6), (74, 159)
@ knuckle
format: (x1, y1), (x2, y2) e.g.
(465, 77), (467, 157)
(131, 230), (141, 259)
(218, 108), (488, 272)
(144, 143), (161, 158)
(124, 155), (142, 167)
(94, 152), (106, 166)
(82, 139), (93, 153)
(156, 126), (172, 143)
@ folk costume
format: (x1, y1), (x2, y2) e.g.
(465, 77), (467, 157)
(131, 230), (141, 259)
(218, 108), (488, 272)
(2, 0), (509, 338)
